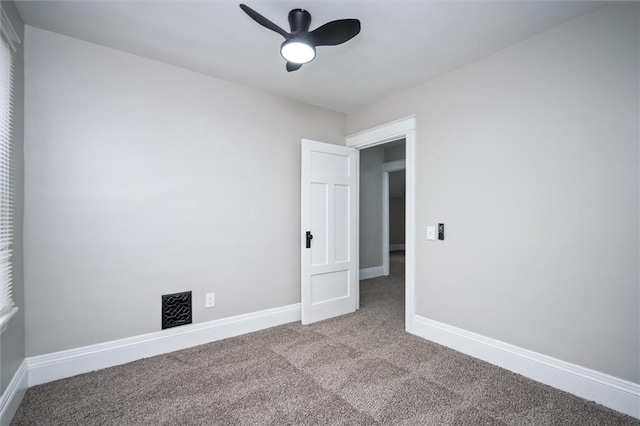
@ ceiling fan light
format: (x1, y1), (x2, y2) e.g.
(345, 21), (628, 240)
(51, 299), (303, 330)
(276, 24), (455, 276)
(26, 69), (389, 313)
(281, 40), (315, 64)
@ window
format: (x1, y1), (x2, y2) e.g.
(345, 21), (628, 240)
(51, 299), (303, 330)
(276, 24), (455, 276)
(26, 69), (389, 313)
(0, 6), (19, 332)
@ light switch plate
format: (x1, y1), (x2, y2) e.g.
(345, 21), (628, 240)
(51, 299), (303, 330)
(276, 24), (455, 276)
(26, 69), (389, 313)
(427, 226), (436, 240)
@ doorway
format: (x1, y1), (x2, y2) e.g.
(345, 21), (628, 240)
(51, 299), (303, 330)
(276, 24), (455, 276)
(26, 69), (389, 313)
(359, 139), (405, 277)
(346, 116), (416, 334)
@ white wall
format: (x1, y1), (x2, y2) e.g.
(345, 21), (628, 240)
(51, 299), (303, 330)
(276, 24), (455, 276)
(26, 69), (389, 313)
(348, 4), (639, 383)
(23, 27), (346, 356)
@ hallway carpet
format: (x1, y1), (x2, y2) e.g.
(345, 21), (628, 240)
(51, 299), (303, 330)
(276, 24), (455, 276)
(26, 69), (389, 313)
(12, 253), (639, 425)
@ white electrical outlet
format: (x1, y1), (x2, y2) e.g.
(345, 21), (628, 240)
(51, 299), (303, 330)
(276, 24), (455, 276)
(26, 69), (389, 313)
(205, 292), (215, 308)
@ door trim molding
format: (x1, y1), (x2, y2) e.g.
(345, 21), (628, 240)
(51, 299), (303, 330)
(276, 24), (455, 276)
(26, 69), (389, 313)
(346, 115), (417, 333)
(382, 159), (406, 172)
(346, 116), (416, 149)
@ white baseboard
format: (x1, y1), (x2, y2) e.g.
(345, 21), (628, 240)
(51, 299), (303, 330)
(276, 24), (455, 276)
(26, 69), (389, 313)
(389, 244), (405, 251)
(0, 360), (28, 426)
(27, 303), (301, 387)
(413, 315), (640, 419)
(360, 266), (385, 280)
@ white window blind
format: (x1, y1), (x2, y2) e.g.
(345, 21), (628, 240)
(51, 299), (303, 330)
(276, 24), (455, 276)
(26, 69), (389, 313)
(0, 7), (17, 320)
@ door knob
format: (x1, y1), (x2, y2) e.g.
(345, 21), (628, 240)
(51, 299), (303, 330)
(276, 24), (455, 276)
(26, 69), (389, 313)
(306, 231), (313, 248)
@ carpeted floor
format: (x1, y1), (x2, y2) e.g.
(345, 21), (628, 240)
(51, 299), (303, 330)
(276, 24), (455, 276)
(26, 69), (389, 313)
(12, 252), (640, 425)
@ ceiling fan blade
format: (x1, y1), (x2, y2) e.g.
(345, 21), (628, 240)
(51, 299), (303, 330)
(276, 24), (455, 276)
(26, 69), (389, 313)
(309, 19), (361, 46)
(286, 62), (303, 72)
(240, 4), (290, 39)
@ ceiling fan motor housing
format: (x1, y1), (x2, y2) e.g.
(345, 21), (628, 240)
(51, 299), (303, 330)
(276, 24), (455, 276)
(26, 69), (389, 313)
(288, 9), (311, 34)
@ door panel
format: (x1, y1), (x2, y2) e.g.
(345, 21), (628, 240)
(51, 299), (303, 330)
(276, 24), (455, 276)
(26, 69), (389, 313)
(311, 151), (350, 176)
(310, 270), (349, 304)
(333, 184), (350, 263)
(310, 182), (328, 266)
(301, 139), (358, 324)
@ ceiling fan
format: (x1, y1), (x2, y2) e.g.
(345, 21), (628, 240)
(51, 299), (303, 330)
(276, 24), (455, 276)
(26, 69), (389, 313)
(239, 4), (361, 72)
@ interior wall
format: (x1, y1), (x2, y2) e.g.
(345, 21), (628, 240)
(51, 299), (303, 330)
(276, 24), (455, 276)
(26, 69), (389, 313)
(359, 145), (384, 269)
(387, 144), (406, 248)
(23, 27), (346, 357)
(389, 192), (405, 246)
(348, 4), (640, 383)
(384, 144), (406, 162)
(0, 0), (25, 392)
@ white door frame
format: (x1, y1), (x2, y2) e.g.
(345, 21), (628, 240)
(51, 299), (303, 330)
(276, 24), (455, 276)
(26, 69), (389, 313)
(346, 115), (417, 333)
(382, 159), (406, 276)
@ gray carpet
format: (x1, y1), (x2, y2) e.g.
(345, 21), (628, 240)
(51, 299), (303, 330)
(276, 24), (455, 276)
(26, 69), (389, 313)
(12, 252), (640, 425)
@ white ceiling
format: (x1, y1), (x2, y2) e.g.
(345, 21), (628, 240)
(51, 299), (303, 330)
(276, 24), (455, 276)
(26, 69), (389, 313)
(16, 1), (607, 114)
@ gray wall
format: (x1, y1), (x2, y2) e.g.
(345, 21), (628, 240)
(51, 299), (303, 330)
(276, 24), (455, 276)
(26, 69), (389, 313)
(348, 4), (640, 383)
(359, 145), (384, 269)
(389, 190), (405, 246)
(23, 27), (346, 356)
(386, 147), (406, 248)
(0, 1), (25, 393)
(388, 195), (404, 246)
(384, 144), (406, 162)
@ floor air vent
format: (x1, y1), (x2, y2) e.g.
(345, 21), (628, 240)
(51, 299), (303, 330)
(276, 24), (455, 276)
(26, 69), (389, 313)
(161, 291), (192, 330)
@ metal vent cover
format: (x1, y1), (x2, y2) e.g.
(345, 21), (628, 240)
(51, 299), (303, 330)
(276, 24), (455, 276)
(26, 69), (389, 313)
(161, 291), (192, 330)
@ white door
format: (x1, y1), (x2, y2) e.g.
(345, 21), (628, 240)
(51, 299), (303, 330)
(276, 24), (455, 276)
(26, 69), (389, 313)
(301, 139), (358, 325)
